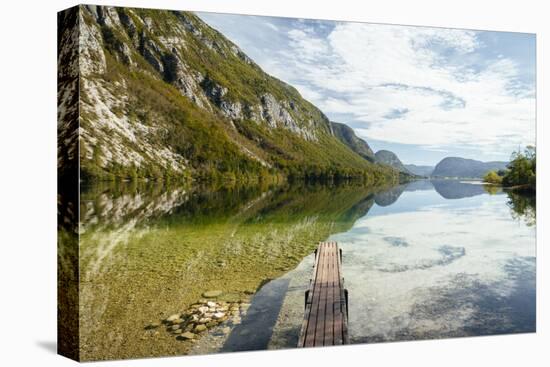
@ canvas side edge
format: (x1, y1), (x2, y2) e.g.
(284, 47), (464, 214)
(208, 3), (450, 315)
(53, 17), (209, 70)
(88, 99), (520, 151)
(57, 4), (81, 362)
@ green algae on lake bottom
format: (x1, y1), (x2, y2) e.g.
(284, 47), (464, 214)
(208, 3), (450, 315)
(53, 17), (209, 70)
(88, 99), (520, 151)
(76, 182), (386, 360)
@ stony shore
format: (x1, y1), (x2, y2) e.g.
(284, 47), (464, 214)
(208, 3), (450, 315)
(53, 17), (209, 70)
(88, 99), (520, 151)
(143, 292), (251, 346)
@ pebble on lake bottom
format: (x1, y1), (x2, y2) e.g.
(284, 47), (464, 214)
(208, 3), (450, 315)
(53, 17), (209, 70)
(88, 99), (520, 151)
(202, 290), (223, 298)
(177, 332), (196, 340)
(156, 297), (248, 345)
(194, 324), (207, 332)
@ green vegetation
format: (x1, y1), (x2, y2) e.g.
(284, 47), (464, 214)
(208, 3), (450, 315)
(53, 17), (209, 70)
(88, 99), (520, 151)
(78, 181), (384, 360)
(502, 146), (536, 190)
(483, 146), (536, 191)
(78, 7), (401, 188)
(483, 170), (503, 184)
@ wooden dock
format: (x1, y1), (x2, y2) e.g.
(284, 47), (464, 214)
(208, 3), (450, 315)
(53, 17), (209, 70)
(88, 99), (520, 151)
(298, 241), (349, 347)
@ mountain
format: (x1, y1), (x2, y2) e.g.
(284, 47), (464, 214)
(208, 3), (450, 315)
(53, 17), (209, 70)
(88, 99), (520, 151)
(374, 184), (406, 207)
(431, 179), (488, 199)
(404, 164), (434, 177)
(59, 5), (399, 185)
(330, 122), (375, 162)
(431, 157), (508, 178)
(374, 150), (411, 174)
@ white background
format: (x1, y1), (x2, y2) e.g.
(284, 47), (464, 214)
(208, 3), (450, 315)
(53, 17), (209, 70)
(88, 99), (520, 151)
(0, 0), (547, 366)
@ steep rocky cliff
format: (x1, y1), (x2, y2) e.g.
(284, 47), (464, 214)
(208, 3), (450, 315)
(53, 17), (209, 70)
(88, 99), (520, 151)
(331, 121), (376, 162)
(59, 5), (398, 184)
(375, 150), (411, 174)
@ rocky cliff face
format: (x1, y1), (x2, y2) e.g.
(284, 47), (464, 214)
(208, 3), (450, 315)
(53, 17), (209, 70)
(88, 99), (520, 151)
(331, 122), (375, 162)
(375, 150), (411, 174)
(60, 5), (397, 183)
(58, 8), (80, 177)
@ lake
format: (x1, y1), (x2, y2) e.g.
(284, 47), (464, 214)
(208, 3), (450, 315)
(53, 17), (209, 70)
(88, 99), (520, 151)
(70, 179), (535, 360)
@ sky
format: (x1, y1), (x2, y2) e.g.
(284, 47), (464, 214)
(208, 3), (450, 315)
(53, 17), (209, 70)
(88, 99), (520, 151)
(197, 12), (535, 166)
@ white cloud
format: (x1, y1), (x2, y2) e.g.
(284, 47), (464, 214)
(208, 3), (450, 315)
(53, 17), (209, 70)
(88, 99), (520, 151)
(332, 193), (535, 338)
(268, 22), (535, 158)
(198, 13), (535, 161)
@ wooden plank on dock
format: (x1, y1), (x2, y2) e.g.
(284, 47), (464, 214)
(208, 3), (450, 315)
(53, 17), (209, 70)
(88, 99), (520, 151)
(298, 241), (349, 347)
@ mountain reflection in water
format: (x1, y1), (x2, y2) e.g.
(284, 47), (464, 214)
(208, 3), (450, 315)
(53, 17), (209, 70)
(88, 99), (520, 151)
(231, 180), (536, 351)
(62, 180), (535, 358)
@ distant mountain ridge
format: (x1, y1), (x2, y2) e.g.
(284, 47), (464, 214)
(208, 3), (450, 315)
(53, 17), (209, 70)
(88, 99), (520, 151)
(404, 164), (433, 177)
(431, 157), (507, 178)
(375, 150), (412, 174)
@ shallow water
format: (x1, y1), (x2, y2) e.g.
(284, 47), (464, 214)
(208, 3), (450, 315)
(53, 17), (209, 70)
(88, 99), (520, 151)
(233, 180), (536, 351)
(76, 182), (386, 360)
(340, 180), (535, 343)
(72, 180), (535, 359)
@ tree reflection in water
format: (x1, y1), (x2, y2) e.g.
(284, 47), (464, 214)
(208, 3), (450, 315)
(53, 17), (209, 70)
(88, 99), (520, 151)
(506, 191), (536, 226)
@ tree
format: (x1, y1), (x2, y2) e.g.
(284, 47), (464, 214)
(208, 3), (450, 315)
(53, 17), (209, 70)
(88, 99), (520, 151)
(483, 170), (502, 184)
(501, 146), (536, 190)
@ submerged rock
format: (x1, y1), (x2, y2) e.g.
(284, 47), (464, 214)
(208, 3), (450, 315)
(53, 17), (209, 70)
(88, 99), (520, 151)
(213, 312), (225, 319)
(169, 318), (183, 325)
(166, 314), (180, 322)
(170, 324), (181, 331)
(160, 298), (245, 344)
(184, 324), (194, 332)
(194, 324), (207, 332)
(202, 290), (223, 298)
(178, 332), (195, 340)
